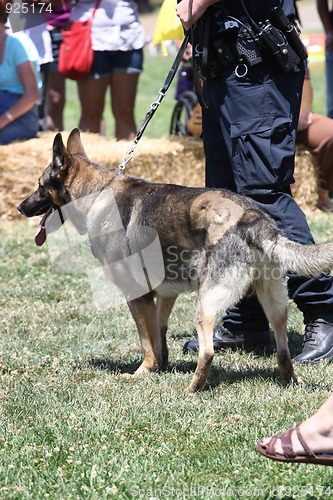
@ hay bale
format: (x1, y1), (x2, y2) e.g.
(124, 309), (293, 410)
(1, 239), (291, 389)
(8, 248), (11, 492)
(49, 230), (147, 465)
(0, 132), (320, 221)
(0, 132), (205, 221)
(293, 143), (320, 212)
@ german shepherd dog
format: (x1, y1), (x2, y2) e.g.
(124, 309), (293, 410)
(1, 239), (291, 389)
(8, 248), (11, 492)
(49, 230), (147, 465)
(18, 129), (333, 392)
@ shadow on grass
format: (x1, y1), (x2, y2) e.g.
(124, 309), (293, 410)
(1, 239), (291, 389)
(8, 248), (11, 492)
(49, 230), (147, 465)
(172, 328), (304, 357)
(85, 357), (144, 376)
(77, 328), (306, 389)
(84, 355), (298, 389)
(206, 365), (281, 390)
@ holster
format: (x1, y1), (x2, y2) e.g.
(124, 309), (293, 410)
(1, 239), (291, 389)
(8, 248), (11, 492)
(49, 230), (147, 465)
(212, 38), (237, 68)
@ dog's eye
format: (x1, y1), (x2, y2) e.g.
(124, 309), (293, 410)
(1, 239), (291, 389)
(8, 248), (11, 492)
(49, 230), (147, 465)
(38, 183), (47, 195)
(51, 170), (60, 181)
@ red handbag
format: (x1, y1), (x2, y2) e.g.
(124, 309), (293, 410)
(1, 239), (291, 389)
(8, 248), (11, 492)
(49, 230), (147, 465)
(58, 0), (101, 81)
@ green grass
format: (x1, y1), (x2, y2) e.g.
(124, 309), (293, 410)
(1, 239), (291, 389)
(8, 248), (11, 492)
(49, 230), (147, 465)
(311, 66), (327, 117)
(1, 53), (333, 498)
(1, 212), (333, 498)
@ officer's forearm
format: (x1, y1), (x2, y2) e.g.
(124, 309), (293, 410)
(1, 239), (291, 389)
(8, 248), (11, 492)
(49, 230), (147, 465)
(176, 0), (219, 30)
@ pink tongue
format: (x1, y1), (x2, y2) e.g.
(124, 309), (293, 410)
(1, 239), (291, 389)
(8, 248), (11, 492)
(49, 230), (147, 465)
(35, 208), (53, 246)
(35, 225), (47, 246)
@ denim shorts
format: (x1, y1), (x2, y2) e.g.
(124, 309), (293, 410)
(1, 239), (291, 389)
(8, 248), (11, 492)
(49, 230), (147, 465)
(90, 48), (143, 79)
(0, 90), (38, 144)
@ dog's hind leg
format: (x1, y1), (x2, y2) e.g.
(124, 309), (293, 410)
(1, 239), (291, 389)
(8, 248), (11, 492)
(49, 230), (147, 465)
(188, 275), (251, 392)
(256, 277), (297, 384)
(127, 294), (163, 376)
(156, 295), (178, 371)
(187, 296), (215, 393)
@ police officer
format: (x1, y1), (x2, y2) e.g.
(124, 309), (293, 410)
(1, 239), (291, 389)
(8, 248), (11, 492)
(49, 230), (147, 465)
(177, 0), (333, 363)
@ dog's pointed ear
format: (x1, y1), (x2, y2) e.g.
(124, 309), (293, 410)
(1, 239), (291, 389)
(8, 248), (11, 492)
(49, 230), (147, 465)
(52, 132), (71, 171)
(67, 128), (88, 158)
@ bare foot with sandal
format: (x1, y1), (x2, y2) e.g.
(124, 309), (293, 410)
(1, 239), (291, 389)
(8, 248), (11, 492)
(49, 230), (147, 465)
(256, 394), (333, 465)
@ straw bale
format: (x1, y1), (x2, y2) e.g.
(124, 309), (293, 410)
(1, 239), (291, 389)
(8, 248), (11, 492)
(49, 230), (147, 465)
(293, 143), (320, 212)
(0, 132), (319, 221)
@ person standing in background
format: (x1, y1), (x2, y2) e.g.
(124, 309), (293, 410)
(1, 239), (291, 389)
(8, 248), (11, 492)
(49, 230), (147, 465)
(45, 1), (72, 130)
(68, 0), (145, 140)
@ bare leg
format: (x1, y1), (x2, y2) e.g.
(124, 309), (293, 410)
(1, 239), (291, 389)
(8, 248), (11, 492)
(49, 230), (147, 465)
(77, 77), (108, 134)
(318, 188), (333, 211)
(110, 72), (139, 140)
(45, 71), (66, 131)
(258, 393), (333, 456)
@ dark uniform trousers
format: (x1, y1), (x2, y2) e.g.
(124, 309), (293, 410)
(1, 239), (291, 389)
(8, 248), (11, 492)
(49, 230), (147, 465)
(202, 57), (333, 331)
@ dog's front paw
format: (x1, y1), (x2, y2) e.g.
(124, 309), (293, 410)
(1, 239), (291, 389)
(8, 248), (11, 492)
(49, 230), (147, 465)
(186, 381), (203, 393)
(282, 373), (304, 387)
(185, 386), (196, 395)
(134, 360), (159, 376)
(120, 373), (135, 380)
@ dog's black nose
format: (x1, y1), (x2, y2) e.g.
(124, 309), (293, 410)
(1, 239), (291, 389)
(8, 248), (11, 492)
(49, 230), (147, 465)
(17, 203), (25, 215)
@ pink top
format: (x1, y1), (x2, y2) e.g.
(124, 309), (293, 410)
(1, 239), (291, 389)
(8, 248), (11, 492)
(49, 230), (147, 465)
(44, 2), (72, 28)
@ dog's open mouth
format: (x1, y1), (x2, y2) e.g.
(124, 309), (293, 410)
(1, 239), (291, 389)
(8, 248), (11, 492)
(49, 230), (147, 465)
(35, 208), (65, 246)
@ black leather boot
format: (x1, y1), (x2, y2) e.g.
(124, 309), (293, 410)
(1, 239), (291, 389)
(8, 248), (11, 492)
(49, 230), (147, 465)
(294, 313), (333, 363)
(183, 325), (274, 355)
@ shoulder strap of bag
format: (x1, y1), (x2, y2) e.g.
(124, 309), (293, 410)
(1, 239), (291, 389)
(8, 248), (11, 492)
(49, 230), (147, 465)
(92, 0), (102, 17)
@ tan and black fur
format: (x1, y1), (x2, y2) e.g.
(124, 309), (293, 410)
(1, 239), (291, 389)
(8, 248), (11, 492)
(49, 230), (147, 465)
(18, 129), (333, 392)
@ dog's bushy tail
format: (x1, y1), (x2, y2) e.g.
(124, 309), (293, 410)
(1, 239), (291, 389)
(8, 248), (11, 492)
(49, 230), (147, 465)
(263, 235), (333, 276)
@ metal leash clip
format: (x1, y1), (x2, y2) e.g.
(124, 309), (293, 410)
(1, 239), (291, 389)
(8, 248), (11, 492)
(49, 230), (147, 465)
(151, 89), (166, 110)
(118, 140), (138, 174)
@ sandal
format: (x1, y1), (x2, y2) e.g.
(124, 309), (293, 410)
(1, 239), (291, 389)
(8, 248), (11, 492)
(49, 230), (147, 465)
(256, 423), (333, 465)
(317, 200), (333, 213)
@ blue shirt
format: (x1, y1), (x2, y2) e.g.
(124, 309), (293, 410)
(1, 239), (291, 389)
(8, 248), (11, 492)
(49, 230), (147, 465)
(0, 33), (40, 94)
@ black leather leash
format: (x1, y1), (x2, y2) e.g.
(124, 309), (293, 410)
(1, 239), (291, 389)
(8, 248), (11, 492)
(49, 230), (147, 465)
(190, 4), (209, 109)
(136, 33), (191, 143)
(118, 33), (190, 173)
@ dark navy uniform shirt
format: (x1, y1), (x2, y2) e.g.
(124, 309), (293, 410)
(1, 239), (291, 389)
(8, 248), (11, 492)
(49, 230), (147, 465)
(220, 0), (295, 21)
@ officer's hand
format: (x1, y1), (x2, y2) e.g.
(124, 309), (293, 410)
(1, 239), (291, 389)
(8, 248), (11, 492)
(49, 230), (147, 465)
(176, 0), (218, 31)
